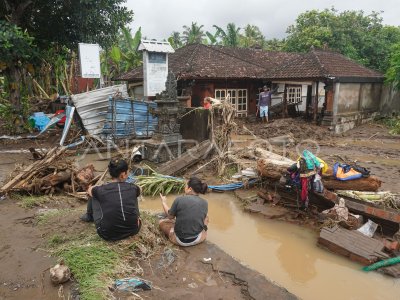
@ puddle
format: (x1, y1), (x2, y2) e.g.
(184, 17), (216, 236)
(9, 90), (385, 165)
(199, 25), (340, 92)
(140, 192), (400, 300)
(74, 152), (113, 171)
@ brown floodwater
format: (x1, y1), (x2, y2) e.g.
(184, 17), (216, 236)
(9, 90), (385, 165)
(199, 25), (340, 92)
(140, 192), (400, 300)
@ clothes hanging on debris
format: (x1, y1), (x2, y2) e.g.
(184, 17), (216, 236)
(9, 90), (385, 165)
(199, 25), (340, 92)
(302, 150), (321, 170)
(300, 177), (309, 204)
(287, 150), (326, 208)
(313, 172), (324, 193)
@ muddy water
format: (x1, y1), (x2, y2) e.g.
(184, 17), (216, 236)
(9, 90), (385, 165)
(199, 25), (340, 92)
(140, 193), (400, 300)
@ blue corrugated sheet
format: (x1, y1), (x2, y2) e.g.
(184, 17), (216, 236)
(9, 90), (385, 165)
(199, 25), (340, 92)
(102, 98), (157, 139)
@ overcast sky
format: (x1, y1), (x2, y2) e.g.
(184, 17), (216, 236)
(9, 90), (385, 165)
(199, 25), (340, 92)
(125, 0), (400, 40)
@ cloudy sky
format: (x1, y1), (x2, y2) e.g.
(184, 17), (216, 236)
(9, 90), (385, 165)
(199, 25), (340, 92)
(125, 0), (399, 40)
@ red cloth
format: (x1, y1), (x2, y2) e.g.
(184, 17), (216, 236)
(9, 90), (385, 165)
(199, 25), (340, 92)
(300, 177), (308, 203)
(203, 102), (211, 109)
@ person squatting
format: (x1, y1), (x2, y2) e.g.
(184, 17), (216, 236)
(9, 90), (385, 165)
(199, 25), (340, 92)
(80, 158), (209, 247)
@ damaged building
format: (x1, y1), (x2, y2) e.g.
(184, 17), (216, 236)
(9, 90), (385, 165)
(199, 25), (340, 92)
(117, 43), (388, 133)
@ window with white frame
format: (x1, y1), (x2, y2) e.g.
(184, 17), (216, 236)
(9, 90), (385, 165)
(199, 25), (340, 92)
(287, 86), (302, 104)
(215, 89), (248, 116)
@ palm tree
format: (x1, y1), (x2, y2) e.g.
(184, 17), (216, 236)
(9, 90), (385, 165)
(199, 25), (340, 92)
(240, 24), (265, 48)
(182, 22), (205, 44)
(213, 23), (241, 47)
(168, 31), (183, 49)
(264, 38), (286, 51)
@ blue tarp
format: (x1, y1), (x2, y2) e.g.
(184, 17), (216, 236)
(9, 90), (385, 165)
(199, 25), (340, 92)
(102, 98), (157, 139)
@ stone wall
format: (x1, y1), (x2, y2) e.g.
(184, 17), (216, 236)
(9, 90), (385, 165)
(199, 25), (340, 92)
(380, 83), (400, 116)
(333, 82), (383, 133)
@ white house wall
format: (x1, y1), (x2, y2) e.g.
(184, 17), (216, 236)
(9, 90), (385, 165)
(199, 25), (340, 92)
(271, 81), (326, 112)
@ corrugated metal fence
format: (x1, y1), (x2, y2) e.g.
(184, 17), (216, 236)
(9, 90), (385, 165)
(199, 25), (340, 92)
(102, 98), (157, 139)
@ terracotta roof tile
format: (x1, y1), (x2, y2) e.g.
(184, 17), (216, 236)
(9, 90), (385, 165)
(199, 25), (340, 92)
(116, 45), (383, 81)
(267, 49), (383, 80)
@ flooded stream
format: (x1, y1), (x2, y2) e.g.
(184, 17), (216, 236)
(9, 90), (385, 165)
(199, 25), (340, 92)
(140, 192), (400, 300)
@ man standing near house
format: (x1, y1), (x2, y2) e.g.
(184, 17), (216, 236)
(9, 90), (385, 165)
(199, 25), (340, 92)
(258, 86), (273, 123)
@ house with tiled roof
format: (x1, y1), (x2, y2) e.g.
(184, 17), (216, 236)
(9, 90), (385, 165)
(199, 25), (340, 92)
(266, 48), (384, 132)
(117, 43), (384, 133)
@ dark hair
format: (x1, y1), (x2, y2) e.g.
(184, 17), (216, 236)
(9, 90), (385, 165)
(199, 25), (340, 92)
(108, 158), (128, 178)
(188, 177), (208, 194)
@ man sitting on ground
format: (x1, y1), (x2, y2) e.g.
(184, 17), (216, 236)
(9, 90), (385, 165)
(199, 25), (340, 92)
(80, 158), (141, 241)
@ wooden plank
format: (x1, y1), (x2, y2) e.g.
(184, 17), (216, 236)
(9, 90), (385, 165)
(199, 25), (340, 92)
(318, 226), (389, 265)
(157, 140), (212, 176)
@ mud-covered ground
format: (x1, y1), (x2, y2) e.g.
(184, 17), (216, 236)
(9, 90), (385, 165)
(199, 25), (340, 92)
(0, 133), (295, 299)
(0, 119), (399, 299)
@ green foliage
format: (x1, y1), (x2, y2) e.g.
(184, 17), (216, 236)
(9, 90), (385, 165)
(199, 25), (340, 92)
(0, 0), (133, 50)
(0, 95), (31, 133)
(385, 43), (400, 90)
(1, 1), (133, 108)
(101, 26), (142, 80)
(285, 8), (400, 72)
(381, 117), (400, 135)
(182, 22), (206, 44)
(168, 31), (183, 49)
(0, 20), (36, 64)
(205, 31), (220, 45)
(48, 234), (66, 247)
(62, 245), (119, 300)
(240, 24), (265, 48)
(136, 175), (185, 196)
(214, 23), (241, 47)
(263, 38), (286, 51)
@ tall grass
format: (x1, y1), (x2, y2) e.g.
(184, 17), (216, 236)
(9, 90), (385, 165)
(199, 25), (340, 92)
(62, 245), (118, 300)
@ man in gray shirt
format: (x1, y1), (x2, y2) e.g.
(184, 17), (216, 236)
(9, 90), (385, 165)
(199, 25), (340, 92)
(258, 85), (273, 123)
(159, 177), (209, 246)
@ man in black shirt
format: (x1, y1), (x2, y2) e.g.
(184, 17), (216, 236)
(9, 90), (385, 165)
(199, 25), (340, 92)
(80, 159), (141, 241)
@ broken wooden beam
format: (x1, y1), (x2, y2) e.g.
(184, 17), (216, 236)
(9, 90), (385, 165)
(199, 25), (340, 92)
(157, 140), (212, 176)
(1, 147), (66, 193)
(318, 225), (389, 265)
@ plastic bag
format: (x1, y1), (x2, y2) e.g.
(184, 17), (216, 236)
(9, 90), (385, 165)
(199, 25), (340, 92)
(357, 219), (378, 237)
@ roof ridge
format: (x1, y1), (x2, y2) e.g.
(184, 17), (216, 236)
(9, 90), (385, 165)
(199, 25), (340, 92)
(310, 50), (329, 76)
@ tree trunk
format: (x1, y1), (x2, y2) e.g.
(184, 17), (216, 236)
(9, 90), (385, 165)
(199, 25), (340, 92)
(7, 63), (22, 112)
(322, 176), (382, 192)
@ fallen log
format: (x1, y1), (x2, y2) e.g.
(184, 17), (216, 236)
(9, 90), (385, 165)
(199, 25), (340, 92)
(323, 176), (382, 192)
(257, 159), (289, 181)
(255, 148), (295, 181)
(43, 170), (72, 187)
(254, 148), (295, 165)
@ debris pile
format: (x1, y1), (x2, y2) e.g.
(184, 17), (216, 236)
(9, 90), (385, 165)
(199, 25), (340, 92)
(0, 147), (97, 196)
